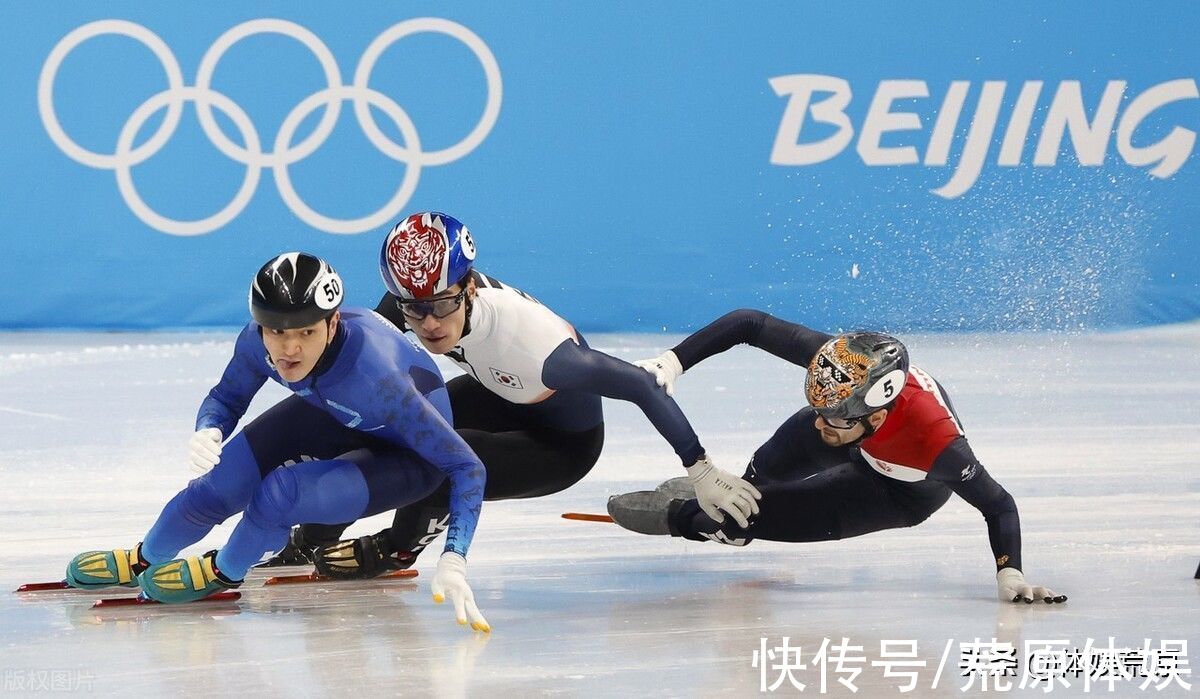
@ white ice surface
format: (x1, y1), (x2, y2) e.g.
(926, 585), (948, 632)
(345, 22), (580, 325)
(0, 329), (1198, 696)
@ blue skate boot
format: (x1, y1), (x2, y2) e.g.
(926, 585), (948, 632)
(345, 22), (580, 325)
(65, 543), (149, 589)
(138, 550), (242, 604)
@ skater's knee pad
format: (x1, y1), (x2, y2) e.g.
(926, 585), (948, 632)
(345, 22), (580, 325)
(180, 477), (239, 526)
(247, 468), (301, 526)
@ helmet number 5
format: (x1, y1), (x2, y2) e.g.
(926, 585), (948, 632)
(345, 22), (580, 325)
(883, 379), (895, 398)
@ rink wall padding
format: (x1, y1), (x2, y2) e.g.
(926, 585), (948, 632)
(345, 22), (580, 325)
(3, 3), (1198, 331)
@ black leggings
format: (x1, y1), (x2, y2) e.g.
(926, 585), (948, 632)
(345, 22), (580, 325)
(301, 374), (605, 553)
(673, 408), (950, 545)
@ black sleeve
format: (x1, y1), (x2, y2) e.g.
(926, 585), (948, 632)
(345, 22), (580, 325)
(928, 437), (1023, 572)
(374, 292), (408, 330)
(542, 340), (704, 466)
(671, 309), (834, 371)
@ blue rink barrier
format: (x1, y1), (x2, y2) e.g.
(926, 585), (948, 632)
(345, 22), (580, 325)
(1, 3), (1196, 331)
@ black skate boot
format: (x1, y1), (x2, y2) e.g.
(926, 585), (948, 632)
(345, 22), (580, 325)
(313, 532), (416, 580)
(257, 526), (318, 568)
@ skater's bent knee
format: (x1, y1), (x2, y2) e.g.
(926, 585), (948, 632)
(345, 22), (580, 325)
(180, 478), (238, 526)
(247, 468), (300, 525)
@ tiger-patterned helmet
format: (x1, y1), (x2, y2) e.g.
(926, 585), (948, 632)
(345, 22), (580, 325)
(379, 212), (477, 299)
(805, 332), (909, 420)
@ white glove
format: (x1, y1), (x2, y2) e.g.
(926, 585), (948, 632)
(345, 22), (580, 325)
(997, 567), (1067, 604)
(686, 455), (762, 529)
(188, 427), (223, 474)
(432, 552), (491, 632)
(634, 350), (684, 396)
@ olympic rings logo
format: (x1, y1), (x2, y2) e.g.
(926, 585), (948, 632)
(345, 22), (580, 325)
(38, 18), (502, 236)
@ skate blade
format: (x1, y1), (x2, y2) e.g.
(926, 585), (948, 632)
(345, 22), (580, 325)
(263, 569), (418, 586)
(561, 512), (614, 523)
(15, 581), (73, 592)
(92, 590), (242, 608)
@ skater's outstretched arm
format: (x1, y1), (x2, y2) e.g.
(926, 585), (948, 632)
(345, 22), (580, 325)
(542, 339), (760, 528)
(391, 376), (486, 559)
(636, 309), (833, 394)
(929, 438), (1066, 604)
(332, 326), (490, 631)
(542, 339), (703, 465)
(673, 309), (832, 370)
(352, 359), (486, 560)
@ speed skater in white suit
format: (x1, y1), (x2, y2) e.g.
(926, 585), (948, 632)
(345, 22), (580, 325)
(246, 212), (762, 579)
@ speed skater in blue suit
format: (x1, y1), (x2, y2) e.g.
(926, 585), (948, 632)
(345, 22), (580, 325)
(63, 252), (491, 631)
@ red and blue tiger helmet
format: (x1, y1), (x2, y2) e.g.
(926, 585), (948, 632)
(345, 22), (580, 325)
(379, 212), (476, 300)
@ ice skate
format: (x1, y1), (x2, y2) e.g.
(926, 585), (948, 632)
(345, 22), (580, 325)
(655, 476), (695, 500)
(256, 526), (317, 568)
(606, 489), (678, 535)
(314, 532), (416, 579)
(138, 550), (241, 604)
(65, 543), (148, 589)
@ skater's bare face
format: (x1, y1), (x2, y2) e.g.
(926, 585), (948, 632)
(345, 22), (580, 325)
(262, 312), (340, 382)
(408, 279), (474, 355)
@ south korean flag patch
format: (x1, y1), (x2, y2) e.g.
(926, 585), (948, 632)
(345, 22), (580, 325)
(490, 368), (523, 390)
